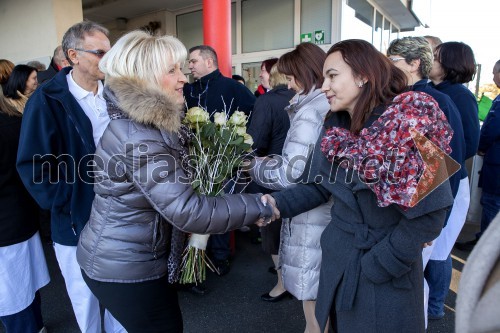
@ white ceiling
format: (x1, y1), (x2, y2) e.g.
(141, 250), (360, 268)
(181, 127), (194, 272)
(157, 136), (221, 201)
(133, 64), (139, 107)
(82, 0), (202, 23)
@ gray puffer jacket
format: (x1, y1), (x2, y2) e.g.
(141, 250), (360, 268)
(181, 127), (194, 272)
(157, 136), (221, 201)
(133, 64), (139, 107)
(77, 77), (271, 283)
(249, 88), (333, 300)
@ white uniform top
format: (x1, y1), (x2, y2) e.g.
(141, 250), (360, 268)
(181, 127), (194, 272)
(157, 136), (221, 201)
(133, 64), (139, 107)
(0, 232), (50, 316)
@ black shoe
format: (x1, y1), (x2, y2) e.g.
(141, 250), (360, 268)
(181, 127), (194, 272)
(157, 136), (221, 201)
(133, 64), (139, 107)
(261, 290), (292, 302)
(268, 266), (277, 275)
(175, 283), (207, 296)
(189, 284), (207, 296)
(214, 259), (230, 276)
(455, 238), (478, 252)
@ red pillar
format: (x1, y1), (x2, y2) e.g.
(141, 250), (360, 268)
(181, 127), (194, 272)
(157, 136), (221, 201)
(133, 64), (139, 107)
(203, 0), (232, 77)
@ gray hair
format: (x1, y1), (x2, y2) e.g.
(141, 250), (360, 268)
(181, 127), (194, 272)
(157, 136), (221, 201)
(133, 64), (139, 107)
(99, 30), (187, 87)
(424, 35), (443, 51)
(189, 45), (218, 68)
(387, 36), (433, 78)
(26, 60), (46, 71)
(52, 45), (66, 67)
(62, 21), (109, 65)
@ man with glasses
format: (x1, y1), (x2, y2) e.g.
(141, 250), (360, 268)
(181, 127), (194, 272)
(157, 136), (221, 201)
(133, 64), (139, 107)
(17, 21), (125, 333)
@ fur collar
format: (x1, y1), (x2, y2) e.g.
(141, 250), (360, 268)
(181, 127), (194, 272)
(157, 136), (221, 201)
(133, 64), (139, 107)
(105, 76), (183, 133)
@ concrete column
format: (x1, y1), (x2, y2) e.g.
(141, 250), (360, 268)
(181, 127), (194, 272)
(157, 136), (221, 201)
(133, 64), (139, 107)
(0, 0), (82, 64)
(203, 0), (232, 77)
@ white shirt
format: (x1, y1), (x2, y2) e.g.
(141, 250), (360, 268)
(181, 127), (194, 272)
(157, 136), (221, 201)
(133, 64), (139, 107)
(66, 71), (109, 147)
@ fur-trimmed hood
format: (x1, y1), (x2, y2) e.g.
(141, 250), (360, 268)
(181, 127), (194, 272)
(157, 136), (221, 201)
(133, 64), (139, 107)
(104, 76), (183, 133)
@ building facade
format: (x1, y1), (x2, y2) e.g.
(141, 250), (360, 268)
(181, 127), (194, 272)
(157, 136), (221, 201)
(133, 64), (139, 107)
(0, 0), (428, 92)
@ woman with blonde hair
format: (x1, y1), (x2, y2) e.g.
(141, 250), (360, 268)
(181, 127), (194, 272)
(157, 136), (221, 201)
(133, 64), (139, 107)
(76, 30), (272, 332)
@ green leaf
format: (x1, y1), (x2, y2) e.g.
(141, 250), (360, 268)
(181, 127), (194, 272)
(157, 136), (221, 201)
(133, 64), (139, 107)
(229, 136), (244, 145)
(201, 122), (216, 137)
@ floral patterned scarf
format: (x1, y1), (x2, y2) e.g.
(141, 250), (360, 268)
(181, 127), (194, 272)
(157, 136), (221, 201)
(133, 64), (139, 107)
(320, 91), (454, 208)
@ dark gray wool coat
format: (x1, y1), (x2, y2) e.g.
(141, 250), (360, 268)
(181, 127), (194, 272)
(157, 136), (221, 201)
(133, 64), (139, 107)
(272, 109), (454, 333)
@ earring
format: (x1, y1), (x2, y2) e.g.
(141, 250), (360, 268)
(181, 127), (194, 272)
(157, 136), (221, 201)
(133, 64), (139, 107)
(357, 82), (364, 88)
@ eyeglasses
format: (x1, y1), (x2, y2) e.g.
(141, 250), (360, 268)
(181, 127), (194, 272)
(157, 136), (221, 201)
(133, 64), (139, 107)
(74, 48), (107, 58)
(388, 57), (406, 63)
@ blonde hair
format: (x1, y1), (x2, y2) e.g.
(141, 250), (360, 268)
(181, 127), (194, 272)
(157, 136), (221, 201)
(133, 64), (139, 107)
(269, 63), (288, 88)
(99, 30), (187, 86)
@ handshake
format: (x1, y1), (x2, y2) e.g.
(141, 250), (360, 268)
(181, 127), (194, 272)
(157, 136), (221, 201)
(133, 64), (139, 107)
(256, 194), (281, 227)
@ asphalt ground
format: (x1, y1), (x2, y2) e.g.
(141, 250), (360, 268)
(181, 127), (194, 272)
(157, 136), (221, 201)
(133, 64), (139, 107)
(2, 223), (477, 333)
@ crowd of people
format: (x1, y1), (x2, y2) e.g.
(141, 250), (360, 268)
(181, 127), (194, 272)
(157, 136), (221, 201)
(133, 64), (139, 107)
(1, 19), (499, 333)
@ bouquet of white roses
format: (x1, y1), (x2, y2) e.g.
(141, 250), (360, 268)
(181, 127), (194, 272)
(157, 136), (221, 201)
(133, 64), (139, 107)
(179, 107), (253, 284)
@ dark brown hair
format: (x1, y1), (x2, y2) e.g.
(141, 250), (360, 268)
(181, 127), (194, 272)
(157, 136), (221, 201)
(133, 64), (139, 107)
(261, 58), (278, 74)
(277, 42), (325, 94)
(434, 42), (476, 84)
(327, 39), (407, 133)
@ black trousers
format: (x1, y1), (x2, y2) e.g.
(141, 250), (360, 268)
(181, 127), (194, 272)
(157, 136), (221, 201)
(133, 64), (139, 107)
(82, 271), (183, 333)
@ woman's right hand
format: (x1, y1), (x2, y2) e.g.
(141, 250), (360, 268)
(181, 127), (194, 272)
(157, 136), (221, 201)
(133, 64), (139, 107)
(256, 194), (280, 227)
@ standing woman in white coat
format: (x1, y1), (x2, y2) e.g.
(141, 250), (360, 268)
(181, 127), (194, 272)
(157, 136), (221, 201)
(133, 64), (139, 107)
(248, 42), (332, 333)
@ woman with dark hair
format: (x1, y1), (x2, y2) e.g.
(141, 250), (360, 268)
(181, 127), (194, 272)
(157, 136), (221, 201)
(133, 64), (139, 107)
(430, 41), (479, 160)
(0, 60), (49, 333)
(254, 58), (278, 97)
(3, 64), (38, 113)
(427, 41), (480, 320)
(387, 36), (469, 325)
(262, 39), (454, 332)
(249, 43), (332, 332)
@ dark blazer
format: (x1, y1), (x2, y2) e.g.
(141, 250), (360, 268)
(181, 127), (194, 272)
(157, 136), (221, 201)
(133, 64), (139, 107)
(434, 80), (480, 160)
(37, 60), (59, 84)
(247, 85), (293, 157)
(183, 69), (256, 117)
(246, 85), (293, 194)
(273, 110), (453, 332)
(478, 95), (500, 194)
(0, 113), (39, 246)
(17, 67), (97, 246)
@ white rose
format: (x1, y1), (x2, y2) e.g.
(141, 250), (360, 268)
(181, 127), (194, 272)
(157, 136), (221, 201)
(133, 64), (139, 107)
(235, 126), (246, 136)
(185, 107), (210, 126)
(213, 112), (227, 126)
(243, 133), (254, 146)
(228, 111), (247, 126)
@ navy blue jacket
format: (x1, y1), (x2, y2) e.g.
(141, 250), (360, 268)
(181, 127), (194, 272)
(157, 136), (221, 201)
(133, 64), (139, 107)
(183, 69), (256, 117)
(434, 80), (480, 160)
(17, 67), (97, 246)
(413, 79), (466, 197)
(247, 85), (293, 157)
(478, 95), (500, 194)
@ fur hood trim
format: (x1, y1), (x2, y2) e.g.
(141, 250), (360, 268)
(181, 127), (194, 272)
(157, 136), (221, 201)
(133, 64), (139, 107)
(105, 76), (183, 133)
